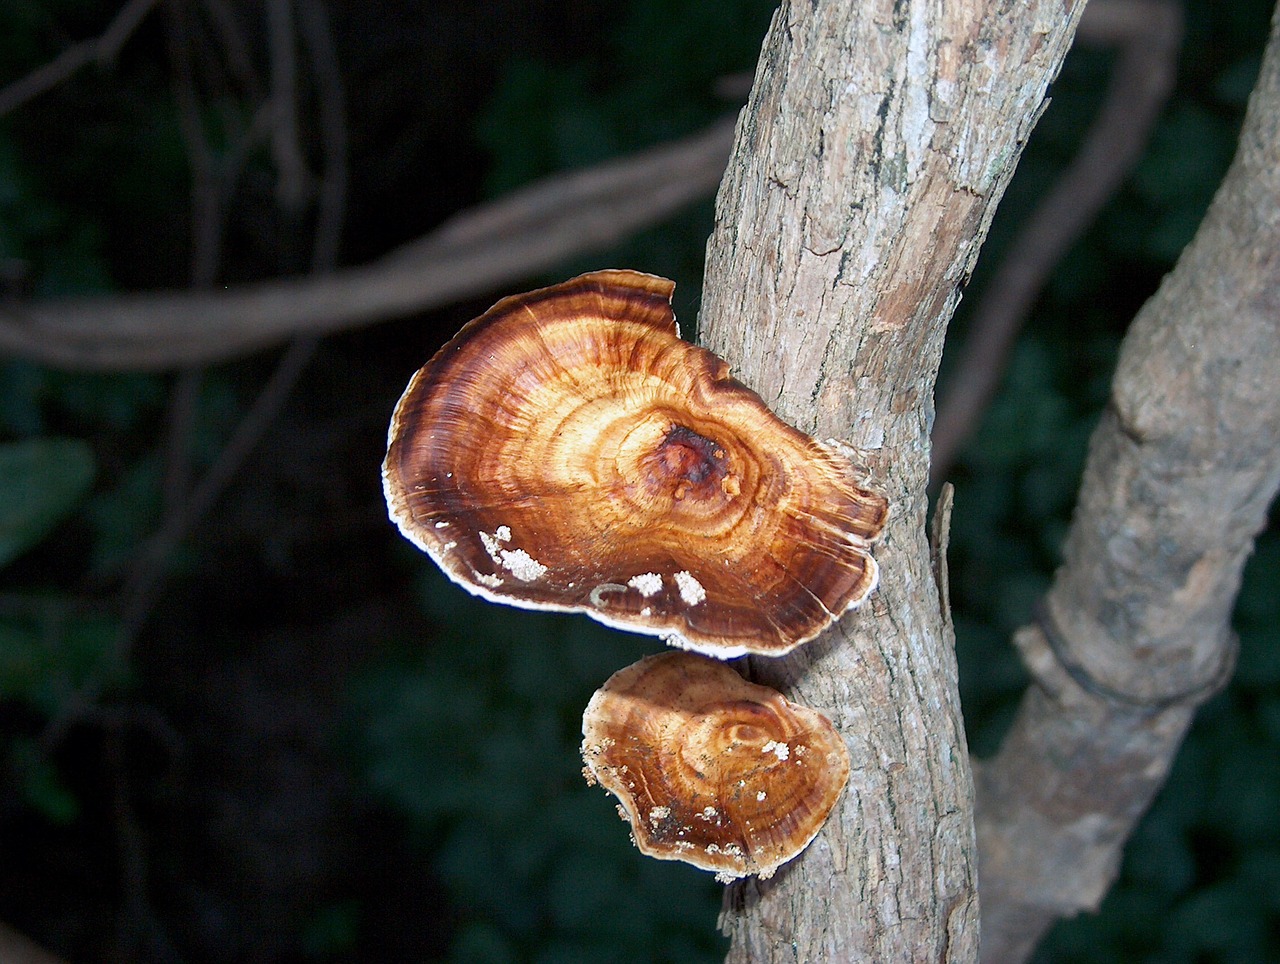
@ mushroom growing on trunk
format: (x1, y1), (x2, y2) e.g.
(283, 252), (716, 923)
(382, 269), (887, 657)
(581, 650), (851, 881)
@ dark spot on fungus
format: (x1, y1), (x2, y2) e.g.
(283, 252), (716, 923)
(644, 424), (731, 501)
(382, 269), (888, 657)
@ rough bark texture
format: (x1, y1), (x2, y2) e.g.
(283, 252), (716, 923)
(975, 5), (1280, 961)
(698, 0), (1087, 959)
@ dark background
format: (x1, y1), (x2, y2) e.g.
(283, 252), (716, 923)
(1, 1), (1277, 961)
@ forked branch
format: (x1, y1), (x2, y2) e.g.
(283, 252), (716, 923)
(975, 5), (1280, 961)
(930, 0), (1184, 482)
(0, 0), (160, 118)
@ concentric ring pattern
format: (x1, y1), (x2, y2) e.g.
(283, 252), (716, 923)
(581, 651), (850, 880)
(382, 269), (888, 656)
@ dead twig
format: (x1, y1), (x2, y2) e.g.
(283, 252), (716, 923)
(0, 115), (736, 370)
(0, 0), (161, 118)
(0, 923), (69, 964)
(930, 0), (1183, 483)
(267, 0), (310, 212)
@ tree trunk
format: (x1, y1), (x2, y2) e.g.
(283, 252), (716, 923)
(975, 4), (1280, 961)
(699, 0), (1087, 959)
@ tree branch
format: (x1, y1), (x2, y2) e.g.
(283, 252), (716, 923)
(975, 4), (1280, 960)
(930, 0), (1184, 483)
(297, 0), (348, 271)
(699, 0), (1087, 958)
(267, 0), (310, 212)
(0, 116), (735, 371)
(0, 923), (68, 964)
(0, 0), (160, 119)
(199, 0), (266, 101)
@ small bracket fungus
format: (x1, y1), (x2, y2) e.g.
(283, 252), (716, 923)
(382, 269), (888, 657)
(581, 651), (850, 881)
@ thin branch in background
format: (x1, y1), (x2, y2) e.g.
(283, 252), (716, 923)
(70, 7), (256, 953)
(0, 115), (736, 369)
(152, 0), (227, 638)
(31, 1), (348, 734)
(121, 0), (349, 640)
(0, 0), (161, 118)
(0, 923), (69, 964)
(105, 723), (181, 963)
(929, 0), (1183, 483)
(161, 366), (204, 517)
(200, 0), (266, 102)
(25, 7), (341, 953)
(159, 0), (278, 548)
(167, 0), (226, 290)
(145, 0), (280, 650)
(267, 0), (310, 213)
(119, 0), (351, 641)
(119, 0), (351, 629)
(297, 0), (348, 272)
(121, 329), (321, 637)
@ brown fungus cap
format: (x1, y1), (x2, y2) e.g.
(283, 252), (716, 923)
(382, 269), (887, 657)
(581, 651), (850, 881)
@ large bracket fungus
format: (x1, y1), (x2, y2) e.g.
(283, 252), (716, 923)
(382, 269), (888, 657)
(581, 651), (851, 881)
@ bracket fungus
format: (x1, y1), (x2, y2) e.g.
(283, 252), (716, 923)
(382, 269), (888, 657)
(581, 651), (850, 881)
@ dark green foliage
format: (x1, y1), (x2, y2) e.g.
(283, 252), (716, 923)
(0, 436), (114, 825)
(0, 438), (94, 568)
(0, 130), (115, 296)
(478, 0), (776, 195)
(353, 560), (726, 962)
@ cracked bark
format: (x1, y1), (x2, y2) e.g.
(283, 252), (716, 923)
(698, 0), (1087, 959)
